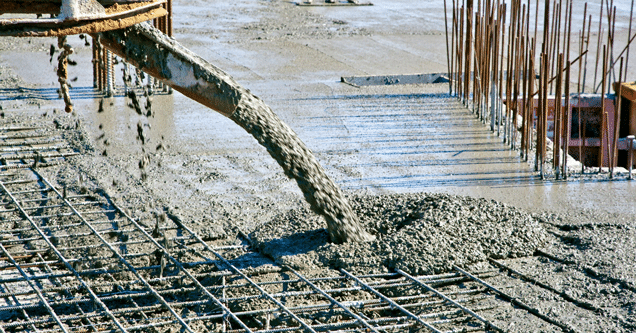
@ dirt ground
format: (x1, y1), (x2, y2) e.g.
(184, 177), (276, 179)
(1, 0), (636, 332)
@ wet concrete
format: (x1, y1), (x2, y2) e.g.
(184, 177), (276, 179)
(1, 0), (636, 331)
(250, 192), (550, 275)
(1, 0), (634, 254)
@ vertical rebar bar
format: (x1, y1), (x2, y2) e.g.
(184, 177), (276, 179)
(600, 45), (608, 171)
(593, 2), (604, 93)
(608, 6), (616, 94)
(626, 0), (634, 79)
(92, 37), (98, 89)
(554, 53), (563, 178)
(522, 38), (529, 158)
(465, 0), (474, 106)
(106, 50), (114, 97)
(582, 14), (591, 93)
(628, 135), (635, 179)
(563, 61), (571, 179)
(561, 0), (573, 178)
(542, 53), (549, 178)
(612, 57), (623, 179)
(445, 0), (452, 95)
(548, 1), (559, 94)
(451, 0), (457, 96)
(577, 4), (587, 172)
(168, 0), (173, 37)
(499, 2), (506, 137)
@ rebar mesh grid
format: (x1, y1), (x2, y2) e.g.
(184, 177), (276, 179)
(0, 125), (584, 333)
(0, 166), (525, 333)
(0, 126), (77, 170)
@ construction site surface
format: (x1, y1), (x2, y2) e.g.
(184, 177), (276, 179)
(0, 0), (636, 332)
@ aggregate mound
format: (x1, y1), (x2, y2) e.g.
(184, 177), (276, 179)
(250, 193), (550, 275)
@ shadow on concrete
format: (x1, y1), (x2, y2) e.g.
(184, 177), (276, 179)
(255, 228), (329, 258)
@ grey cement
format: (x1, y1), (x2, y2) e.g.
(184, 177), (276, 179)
(250, 192), (550, 274)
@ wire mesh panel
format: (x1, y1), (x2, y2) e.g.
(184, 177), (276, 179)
(0, 123), (578, 332)
(0, 166), (513, 333)
(0, 126), (76, 170)
(0, 167), (245, 332)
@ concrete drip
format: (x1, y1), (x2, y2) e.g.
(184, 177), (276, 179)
(56, 36), (74, 113)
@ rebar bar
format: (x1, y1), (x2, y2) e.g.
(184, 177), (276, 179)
(396, 268), (504, 332)
(288, 267), (379, 333)
(629, 135), (635, 179)
(453, 264), (579, 333)
(155, 214), (319, 333)
(611, 57), (624, 178)
(488, 258), (601, 312)
(0, 175), (129, 332)
(106, 200), (254, 332)
(447, 0), (634, 177)
(340, 269), (443, 333)
(0, 243), (70, 333)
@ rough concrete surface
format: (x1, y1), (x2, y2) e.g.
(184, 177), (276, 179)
(1, 0), (636, 331)
(250, 192), (550, 274)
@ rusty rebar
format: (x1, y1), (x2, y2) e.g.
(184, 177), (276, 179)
(626, 0), (634, 78)
(611, 57), (623, 178)
(593, 2), (604, 92)
(453, 265), (579, 333)
(445, 0), (452, 95)
(563, 61), (571, 179)
(628, 135), (634, 179)
(600, 45), (607, 170)
(577, 4), (587, 172)
(554, 53), (563, 177)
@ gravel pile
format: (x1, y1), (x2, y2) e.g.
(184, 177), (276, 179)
(250, 192), (550, 274)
